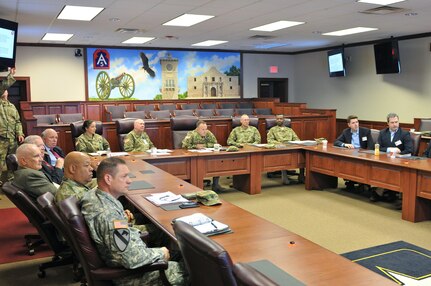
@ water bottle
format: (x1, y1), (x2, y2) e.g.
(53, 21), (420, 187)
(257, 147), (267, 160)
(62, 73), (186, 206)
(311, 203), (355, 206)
(106, 147), (111, 157)
(374, 144), (380, 156)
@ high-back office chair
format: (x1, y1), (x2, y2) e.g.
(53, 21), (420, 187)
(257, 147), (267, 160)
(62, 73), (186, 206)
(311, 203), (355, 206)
(172, 221), (237, 286)
(219, 102), (237, 109)
(2, 182), (73, 278)
(195, 109), (215, 118)
(254, 108), (273, 115)
(37, 192), (81, 281)
(124, 111), (147, 120)
(180, 103), (199, 110)
(34, 114), (57, 125)
(58, 113), (84, 124)
(236, 108), (254, 116)
(418, 119), (431, 132)
(115, 118), (136, 151)
(201, 103), (217, 109)
(135, 104), (157, 115)
(70, 121), (103, 149)
(233, 263), (279, 286)
(232, 116), (259, 128)
(148, 110), (171, 120)
(370, 129), (380, 145)
(6, 153), (18, 172)
(158, 103), (177, 112)
(105, 106), (126, 121)
(170, 117), (199, 149)
(58, 196), (170, 286)
(410, 131), (421, 156)
(215, 108), (235, 117)
(173, 109), (196, 117)
(238, 102), (254, 109)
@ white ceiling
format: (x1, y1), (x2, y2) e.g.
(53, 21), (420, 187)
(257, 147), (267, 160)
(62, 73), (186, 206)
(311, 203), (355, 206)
(1, 0), (431, 53)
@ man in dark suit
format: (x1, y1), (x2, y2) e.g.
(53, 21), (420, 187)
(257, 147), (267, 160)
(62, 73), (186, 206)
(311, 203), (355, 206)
(372, 113), (413, 205)
(334, 115), (374, 149)
(334, 115), (374, 192)
(12, 143), (57, 202)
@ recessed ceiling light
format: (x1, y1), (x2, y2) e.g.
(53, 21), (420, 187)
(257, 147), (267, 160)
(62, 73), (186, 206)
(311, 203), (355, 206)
(122, 37), (155, 44)
(250, 21), (305, 32)
(192, 40), (228, 47)
(255, 43), (290, 49)
(57, 5), (104, 21)
(323, 27), (378, 36)
(163, 14), (214, 27)
(42, 33), (73, 41)
(357, 0), (405, 5)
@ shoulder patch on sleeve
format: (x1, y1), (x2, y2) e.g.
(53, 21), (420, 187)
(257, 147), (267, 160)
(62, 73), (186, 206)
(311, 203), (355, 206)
(113, 220), (129, 229)
(113, 229), (130, 252)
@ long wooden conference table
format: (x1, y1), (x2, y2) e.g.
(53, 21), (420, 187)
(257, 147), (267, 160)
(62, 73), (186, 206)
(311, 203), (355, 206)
(122, 156), (394, 286)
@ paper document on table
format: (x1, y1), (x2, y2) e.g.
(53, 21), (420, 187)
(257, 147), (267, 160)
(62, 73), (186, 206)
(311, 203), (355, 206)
(188, 149), (213, 153)
(109, 152), (129, 157)
(145, 191), (189, 206)
(172, 213), (231, 236)
(251, 144), (268, 148)
(145, 149), (172, 155)
(287, 140), (317, 146)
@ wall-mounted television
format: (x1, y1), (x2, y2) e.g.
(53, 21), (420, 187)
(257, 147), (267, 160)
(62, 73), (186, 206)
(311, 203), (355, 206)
(327, 48), (345, 77)
(374, 40), (400, 74)
(0, 18), (18, 72)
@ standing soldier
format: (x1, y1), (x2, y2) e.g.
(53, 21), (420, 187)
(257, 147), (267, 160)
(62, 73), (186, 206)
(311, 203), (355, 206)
(0, 67), (24, 185)
(227, 114), (261, 147)
(123, 119), (154, 152)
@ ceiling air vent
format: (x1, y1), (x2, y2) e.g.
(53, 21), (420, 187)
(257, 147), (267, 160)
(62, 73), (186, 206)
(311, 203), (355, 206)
(360, 6), (409, 15)
(248, 35), (276, 40)
(115, 28), (145, 33)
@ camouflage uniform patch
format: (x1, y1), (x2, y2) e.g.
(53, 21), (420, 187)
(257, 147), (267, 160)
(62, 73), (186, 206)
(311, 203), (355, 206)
(123, 130), (154, 152)
(227, 126), (261, 146)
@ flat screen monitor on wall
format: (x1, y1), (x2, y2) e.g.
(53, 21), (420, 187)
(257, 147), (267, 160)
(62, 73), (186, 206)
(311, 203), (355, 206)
(0, 18), (18, 72)
(374, 40), (400, 74)
(327, 48), (345, 77)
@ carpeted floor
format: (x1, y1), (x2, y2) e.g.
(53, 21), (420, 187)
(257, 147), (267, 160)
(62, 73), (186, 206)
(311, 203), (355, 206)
(342, 241), (431, 285)
(0, 208), (53, 264)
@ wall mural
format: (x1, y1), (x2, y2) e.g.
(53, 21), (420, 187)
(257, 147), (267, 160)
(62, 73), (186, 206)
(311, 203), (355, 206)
(86, 48), (241, 101)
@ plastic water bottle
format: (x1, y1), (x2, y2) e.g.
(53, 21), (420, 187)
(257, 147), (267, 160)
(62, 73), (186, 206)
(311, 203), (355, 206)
(106, 147), (111, 157)
(374, 144), (380, 156)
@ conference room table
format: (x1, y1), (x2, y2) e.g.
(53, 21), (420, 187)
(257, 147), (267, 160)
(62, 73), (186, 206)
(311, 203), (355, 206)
(304, 145), (431, 222)
(122, 156), (394, 286)
(136, 145), (305, 195)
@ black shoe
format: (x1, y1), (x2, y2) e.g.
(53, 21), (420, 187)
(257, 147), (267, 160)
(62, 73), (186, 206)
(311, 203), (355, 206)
(212, 184), (229, 193)
(383, 191), (397, 202)
(369, 190), (380, 202)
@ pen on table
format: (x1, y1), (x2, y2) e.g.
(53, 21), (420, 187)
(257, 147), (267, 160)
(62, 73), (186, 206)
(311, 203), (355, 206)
(159, 195), (169, 200)
(170, 196), (182, 202)
(210, 220), (218, 229)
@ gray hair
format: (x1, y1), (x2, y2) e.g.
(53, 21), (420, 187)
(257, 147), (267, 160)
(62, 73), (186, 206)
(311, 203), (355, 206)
(24, 135), (43, 144)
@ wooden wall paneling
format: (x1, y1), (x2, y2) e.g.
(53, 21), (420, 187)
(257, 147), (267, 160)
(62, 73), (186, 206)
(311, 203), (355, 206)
(290, 121), (303, 140)
(32, 106), (48, 115)
(86, 104), (103, 121)
(302, 120), (318, 140)
(64, 103), (81, 114)
(103, 123), (119, 152)
(206, 119), (231, 146)
(47, 105), (62, 115)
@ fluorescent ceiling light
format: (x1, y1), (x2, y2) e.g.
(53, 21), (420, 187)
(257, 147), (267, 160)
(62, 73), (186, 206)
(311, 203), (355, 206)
(192, 40), (228, 47)
(323, 27), (378, 36)
(250, 21), (305, 32)
(42, 33), (73, 41)
(57, 5), (104, 21)
(163, 14), (214, 27)
(122, 37), (155, 44)
(357, 0), (405, 5)
(255, 43), (290, 49)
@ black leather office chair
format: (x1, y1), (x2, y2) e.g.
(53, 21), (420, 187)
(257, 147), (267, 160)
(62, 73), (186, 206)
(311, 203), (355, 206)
(2, 182), (73, 278)
(58, 196), (170, 286)
(254, 108), (273, 115)
(370, 129), (380, 145)
(115, 118), (136, 151)
(34, 114), (57, 125)
(173, 221), (237, 286)
(149, 110), (171, 120)
(70, 121), (103, 150)
(135, 104), (157, 116)
(180, 103), (199, 110)
(410, 131), (421, 156)
(6, 153), (18, 172)
(233, 263), (279, 286)
(173, 109), (196, 117)
(170, 117), (199, 149)
(58, 113), (84, 124)
(215, 108), (235, 117)
(232, 116), (259, 128)
(158, 103), (177, 112)
(201, 103), (217, 109)
(238, 102), (254, 109)
(265, 118), (291, 130)
(236, 108), (254, 116)
(219, 102), (237, 109)
(195, 109), (215, 118)
(124, 111), (147, 120)
(105, 106), (126, 121)
(418, 119), (431, 132)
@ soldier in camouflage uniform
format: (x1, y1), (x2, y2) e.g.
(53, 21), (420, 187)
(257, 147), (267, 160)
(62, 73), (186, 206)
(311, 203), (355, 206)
(55, 151), (94, 203)
(123, 119), (154, 152)
(227, 114), (261, 147)
(267, 114), (300, 185)
(0, 68), (24, 184)
(182, 120), (226, 192)
(76, 120), (110, 153)
(81, 157), (188, 286)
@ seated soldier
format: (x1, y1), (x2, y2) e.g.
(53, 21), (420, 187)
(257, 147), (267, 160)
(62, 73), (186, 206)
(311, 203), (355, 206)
(123, 119), (155, 152)
(227, 114), (261, 147)
(13, 143), (58, 202)
(267, 114), (300, 185)
(81, 157), (188, 285)
(182, 120), (227, 192)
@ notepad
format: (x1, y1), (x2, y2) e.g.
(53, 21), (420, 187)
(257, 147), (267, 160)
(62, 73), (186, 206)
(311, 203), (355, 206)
(172, 213), (231, 236)
(145, 191), (189, 206)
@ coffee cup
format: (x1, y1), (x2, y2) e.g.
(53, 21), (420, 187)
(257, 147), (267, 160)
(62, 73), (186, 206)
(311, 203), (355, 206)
(321, 140), (328, 148)
(214, 144), (221, 152)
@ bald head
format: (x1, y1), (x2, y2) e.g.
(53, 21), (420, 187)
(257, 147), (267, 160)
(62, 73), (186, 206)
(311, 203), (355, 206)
(134, 119), (145, 133)
(240, 114), (250, 127)
(16, 143), (43, 170)
(64, 151), (94, 185)
(41, 128), (59, 149)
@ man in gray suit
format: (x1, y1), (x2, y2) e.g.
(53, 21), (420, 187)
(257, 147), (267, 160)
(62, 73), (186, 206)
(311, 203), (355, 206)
(12, 143), (57, 202)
